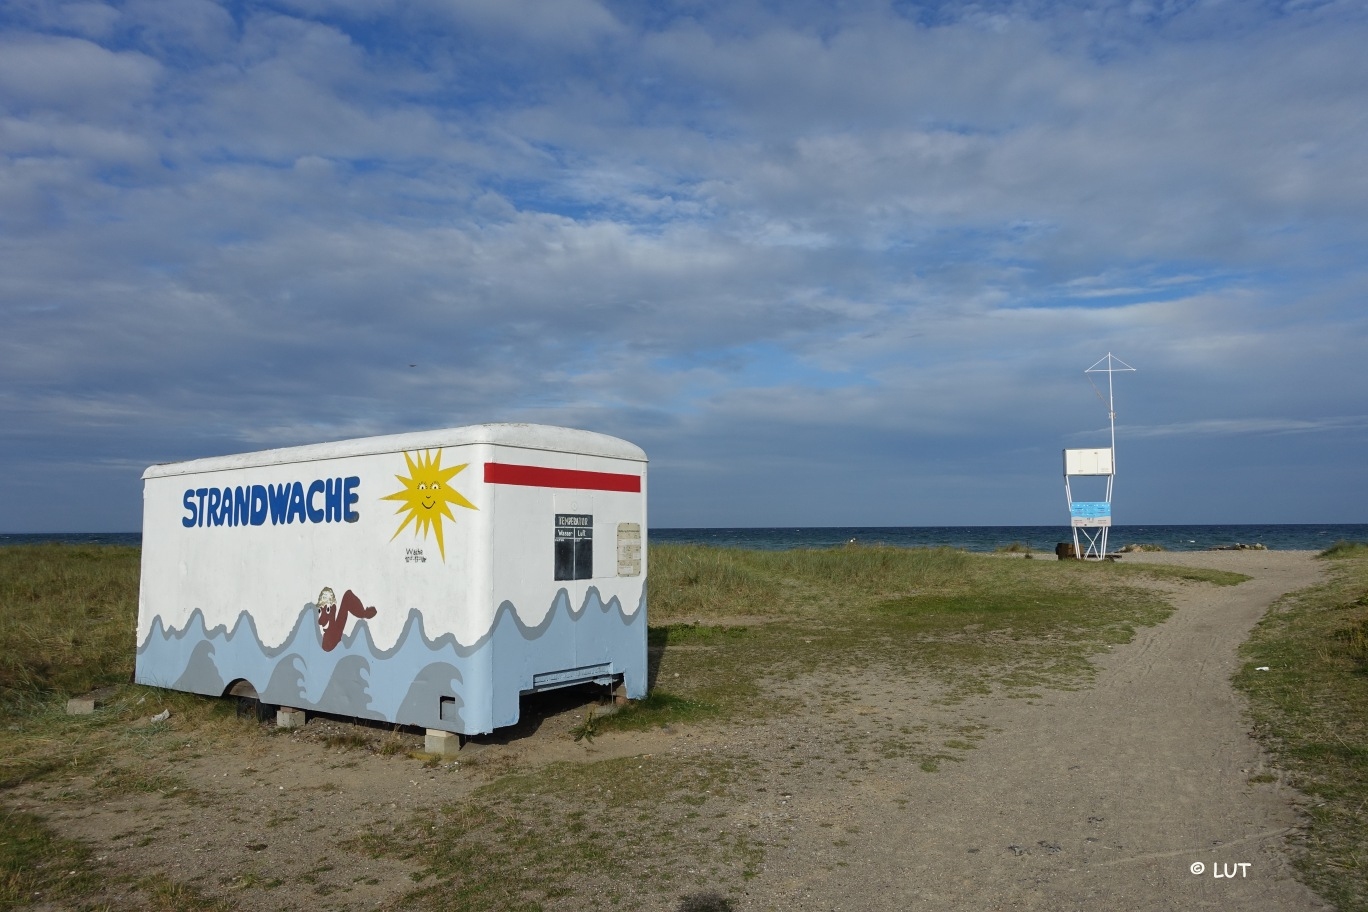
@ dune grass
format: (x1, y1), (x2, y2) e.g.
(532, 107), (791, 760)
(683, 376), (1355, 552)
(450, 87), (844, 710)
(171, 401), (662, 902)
(0, 542), (1248, 912)
(0, 544), (140, 704)
(1319, 540), (1368, 561)
(0, 544), (240, 784)
(1236, 543), (1368, 911)
(623, 544), (1239, 727)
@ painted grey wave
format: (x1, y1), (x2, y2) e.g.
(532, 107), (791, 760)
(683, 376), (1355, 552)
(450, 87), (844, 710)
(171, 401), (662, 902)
(135, 587), (647, 735)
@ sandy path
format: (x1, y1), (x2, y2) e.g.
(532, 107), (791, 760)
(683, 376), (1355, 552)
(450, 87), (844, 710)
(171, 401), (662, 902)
(747, 550), (1331, 911)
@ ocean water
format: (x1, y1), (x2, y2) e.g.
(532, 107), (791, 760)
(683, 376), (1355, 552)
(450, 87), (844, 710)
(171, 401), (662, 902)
(0, 532), (145, 547)
(4, 524), (1366, 553)
(655, 524), (1368, 552)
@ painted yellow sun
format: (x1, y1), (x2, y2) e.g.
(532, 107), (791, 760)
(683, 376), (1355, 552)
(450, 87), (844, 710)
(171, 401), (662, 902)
(382, 449), (477, 560)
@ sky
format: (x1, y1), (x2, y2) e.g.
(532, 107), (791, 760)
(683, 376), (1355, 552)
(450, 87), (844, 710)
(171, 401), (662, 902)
(2, 0), (1366, 532)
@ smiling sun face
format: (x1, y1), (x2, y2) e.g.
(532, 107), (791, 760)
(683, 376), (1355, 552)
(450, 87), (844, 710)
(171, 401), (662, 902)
(382, 449), (477, 560)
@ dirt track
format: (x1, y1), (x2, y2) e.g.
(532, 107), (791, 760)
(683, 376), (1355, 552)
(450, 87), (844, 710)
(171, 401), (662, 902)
(13, 550), (1333, 911)
(746, 549), (1332, 911)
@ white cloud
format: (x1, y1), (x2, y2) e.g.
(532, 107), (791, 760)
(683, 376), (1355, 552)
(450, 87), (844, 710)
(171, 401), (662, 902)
(1124, 415), (1368, 439)
(432, 0), (625, 47)
(0, 34), (161, 114)
(1, 0), (1366, 529)
(8, 0), (122, 40)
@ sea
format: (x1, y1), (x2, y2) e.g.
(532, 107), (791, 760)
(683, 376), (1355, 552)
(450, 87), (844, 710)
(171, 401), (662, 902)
(3, 524), (1366, 553)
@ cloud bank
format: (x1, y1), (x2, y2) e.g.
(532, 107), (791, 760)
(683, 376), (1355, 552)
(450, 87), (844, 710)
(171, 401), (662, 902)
(3, 0), (1366, 530)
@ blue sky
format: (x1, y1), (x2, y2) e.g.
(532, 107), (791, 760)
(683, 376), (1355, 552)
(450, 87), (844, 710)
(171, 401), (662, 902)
(2, 0), (1366, 532)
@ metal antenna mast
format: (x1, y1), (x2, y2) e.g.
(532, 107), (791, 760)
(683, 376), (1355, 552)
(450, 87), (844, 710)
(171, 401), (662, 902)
(1085, 352), (1135, 474)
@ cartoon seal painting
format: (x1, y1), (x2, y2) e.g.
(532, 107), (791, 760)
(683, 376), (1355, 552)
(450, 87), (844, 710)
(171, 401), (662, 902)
(316, 586), (378, 652)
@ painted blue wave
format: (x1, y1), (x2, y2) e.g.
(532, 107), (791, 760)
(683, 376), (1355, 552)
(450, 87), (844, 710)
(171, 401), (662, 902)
(135, 587), (647, 735)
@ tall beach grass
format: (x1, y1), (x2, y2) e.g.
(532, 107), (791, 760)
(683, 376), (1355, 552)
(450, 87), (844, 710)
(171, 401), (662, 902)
(0, 544), (140, 707)
(1236, 542), (1368, 910)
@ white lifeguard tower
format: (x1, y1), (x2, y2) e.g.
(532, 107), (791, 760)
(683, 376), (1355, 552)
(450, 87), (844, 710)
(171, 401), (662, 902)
(1063, 353), (1134, 560)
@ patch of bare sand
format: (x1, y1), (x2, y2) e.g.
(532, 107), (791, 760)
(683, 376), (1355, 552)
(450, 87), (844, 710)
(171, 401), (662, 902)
(11, 692), (699, 912)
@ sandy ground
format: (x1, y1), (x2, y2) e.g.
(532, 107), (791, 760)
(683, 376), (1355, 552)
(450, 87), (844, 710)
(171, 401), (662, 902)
(742, 549), (1331, 911)
(12, 550), (1333, 911)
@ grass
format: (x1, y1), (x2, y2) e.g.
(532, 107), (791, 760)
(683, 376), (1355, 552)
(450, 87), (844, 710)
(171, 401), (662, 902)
(994, 541), (1033, 554)
(0, 545), (265, 911)
(1320, 540), (1368, 561)
(321, 731), (372, 751)
(621, 543), (1238, 729)
(0, 541), (1260, 911)
(0, 544), (140, 703)
(0, 806), (105, 910)
(1235, 542), (1368, 911)
(0, 803), (235, 912)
